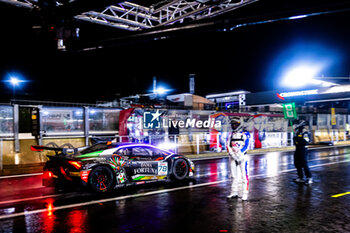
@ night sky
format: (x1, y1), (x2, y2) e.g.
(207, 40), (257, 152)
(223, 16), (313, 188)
(1, 0), (350, 103)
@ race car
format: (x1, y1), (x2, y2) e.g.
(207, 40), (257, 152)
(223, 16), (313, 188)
(31, 142), (195, 192)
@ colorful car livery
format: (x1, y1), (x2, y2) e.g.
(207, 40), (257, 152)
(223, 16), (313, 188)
(31, 142), (195, 192)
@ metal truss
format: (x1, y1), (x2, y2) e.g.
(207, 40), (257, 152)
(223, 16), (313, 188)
(75, 0), (259, 31)
(0, 0), (37, 9)
(0, 0), (259, 31)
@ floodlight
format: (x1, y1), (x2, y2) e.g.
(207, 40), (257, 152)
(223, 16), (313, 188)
(282, 65), (320, 87)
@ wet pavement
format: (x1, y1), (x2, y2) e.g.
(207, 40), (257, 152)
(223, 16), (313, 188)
(1, 146), (350, 232)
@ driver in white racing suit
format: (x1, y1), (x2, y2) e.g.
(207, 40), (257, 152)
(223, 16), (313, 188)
(227, 118), (250, 201)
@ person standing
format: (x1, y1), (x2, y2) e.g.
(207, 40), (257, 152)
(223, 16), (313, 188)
(293, 120), (312, 184)
(227, 118), (250, 201)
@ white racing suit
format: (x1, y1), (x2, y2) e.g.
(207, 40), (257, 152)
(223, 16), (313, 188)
(227, 131), (250, 200)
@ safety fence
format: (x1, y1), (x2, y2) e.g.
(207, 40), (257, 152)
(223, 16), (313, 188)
(90, 132), (293, 155)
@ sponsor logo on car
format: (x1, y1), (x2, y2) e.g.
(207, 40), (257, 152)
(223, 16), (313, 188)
(133, 162), (158, 175)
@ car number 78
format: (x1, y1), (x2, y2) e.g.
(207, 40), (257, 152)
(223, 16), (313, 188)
(158, 162), (168, 175)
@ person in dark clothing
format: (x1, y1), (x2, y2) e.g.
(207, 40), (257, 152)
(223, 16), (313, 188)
(293, 120), (312, 184)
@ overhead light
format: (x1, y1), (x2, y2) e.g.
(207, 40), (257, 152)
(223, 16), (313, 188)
(155, 87), (171, 95)
(288, 15), (307, 20)
(282, 65), (319, 87)
(9, 77), (20, 86)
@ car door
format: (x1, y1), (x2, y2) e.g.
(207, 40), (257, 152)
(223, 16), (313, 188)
(129, 146), (168, 181)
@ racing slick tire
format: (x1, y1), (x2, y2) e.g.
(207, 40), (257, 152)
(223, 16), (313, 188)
(88, 165), (115, 193)
(171, 159), (189, 181)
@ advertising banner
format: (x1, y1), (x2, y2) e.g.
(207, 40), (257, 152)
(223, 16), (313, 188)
(282, 102), (297, 120)
(208, 112), (288, 150)
(331, 108), (336, 126)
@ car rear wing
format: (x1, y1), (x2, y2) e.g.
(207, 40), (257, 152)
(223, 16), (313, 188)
(31, 145), (79, 156)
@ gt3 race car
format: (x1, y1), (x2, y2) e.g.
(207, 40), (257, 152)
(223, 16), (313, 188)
(31, 142), (195, 192)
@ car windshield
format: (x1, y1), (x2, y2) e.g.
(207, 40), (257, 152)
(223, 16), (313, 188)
(129, 145), (172, 156)
(79, 143), (173, 156)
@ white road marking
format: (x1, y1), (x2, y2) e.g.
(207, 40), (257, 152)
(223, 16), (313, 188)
(0, 173), (43, 179)
(0, 193), (74, 206)
(0, 158), (349, 220)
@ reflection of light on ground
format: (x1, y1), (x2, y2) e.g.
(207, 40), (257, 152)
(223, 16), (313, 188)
(281, 155), (290, 165)
(0, 208), (15, 232)
(262, 153), (281, 203)
(265, 152), (279, 176)
(231, 201), (252, 227)
(47, 201), (53, 217)
(42, 198), (56, 232)
(115, 200), (126, 215)
(209, 162), (218, 182)
(24, 199), (56, 233)
(219, 162), (228, 177)
(67, 209), (87, 233)
(195, 166), (200, 177)
(3, 207), (15, 214)
(151, 192), (171, 218)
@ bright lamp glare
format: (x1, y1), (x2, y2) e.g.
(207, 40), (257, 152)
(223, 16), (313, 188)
(10, 77), (20, 86)
(3, 73), (27, 88)
(155, 87), (168, 95)
(282, 65), (320, 87)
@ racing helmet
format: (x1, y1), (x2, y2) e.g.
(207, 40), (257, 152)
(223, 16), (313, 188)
(231, 118), (243, 132)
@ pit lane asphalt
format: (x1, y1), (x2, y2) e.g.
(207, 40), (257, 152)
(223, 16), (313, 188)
(1, 147), (350, 232)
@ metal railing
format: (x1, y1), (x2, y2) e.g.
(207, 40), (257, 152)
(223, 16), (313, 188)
(89, 132), (291, 155)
